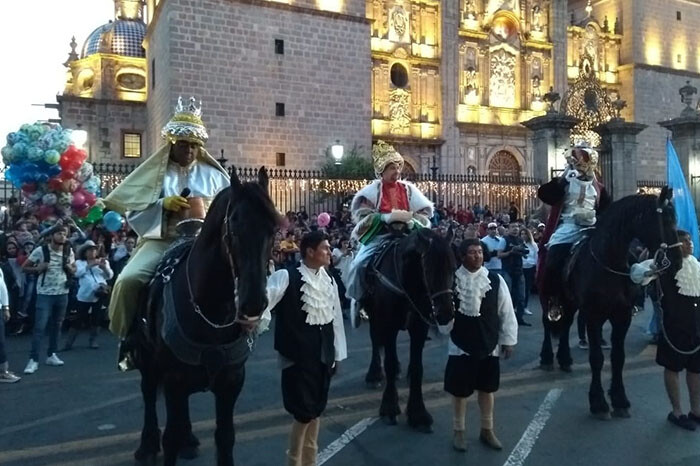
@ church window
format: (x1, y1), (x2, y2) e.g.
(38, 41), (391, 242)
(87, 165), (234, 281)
(122, 132), (142, 158)
(276, 152), (286, 166)
(275, 39), (284, 55)
(151, 58), (156, 89)
(390, 63), (409, 88)
(677, 11), (682, 21)
(276, 102), (286, 116)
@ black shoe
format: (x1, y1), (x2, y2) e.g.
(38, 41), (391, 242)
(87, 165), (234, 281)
(668, 412), (696, 431)
(518, 320), (532, 327)
(689, 412), (700, 424)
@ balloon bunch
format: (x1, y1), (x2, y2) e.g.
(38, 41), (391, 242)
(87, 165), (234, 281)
(2, 123), (104, 226)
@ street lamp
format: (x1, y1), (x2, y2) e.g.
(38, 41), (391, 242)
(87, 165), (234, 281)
(217, 149), (227, 167)
(70, 129), (88, 148)
(331, 140), (344, 165)
(430, 155), (439, 203)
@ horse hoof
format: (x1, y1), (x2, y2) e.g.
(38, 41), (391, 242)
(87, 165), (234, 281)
(612, 408), (631, 418)
(179, 446), (199, 460)
(382, 415), (398, 426)
(539, 364), (554, 372)
(134, 452), (157, 466)
(591, 411), (611, 421)
(409, 423), (433, 434)
(366, 380), (382, 389)
(559, 364), (572, 373)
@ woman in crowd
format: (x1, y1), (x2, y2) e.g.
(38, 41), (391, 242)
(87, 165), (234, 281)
(520, 228), (538, 315)
(64, 240), (113, 350)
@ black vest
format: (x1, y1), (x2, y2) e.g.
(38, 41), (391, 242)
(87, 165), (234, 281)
(274, 265), (336, 367)
(450, 271), (501, 359)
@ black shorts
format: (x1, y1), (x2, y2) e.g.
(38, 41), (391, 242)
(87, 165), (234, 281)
(282, 362), (332, 423)
(656, 337), (700, 373)
(444, 354), (500, 398)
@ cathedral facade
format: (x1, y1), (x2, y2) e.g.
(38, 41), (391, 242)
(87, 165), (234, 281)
(58, 0), (700, 182)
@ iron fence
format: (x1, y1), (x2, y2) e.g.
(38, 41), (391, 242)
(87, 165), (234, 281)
(0, 163), (543, 225)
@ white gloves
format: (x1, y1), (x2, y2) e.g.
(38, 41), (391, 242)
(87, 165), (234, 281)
(382, 209), (414, 224)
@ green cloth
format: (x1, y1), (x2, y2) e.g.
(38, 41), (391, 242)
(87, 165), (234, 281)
(359, 214), (425, 245)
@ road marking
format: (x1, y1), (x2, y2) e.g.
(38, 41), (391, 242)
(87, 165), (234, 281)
(317, 417), (378, 465)
(502, 388), (563, 466)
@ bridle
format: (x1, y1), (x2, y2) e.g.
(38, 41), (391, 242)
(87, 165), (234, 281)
(185, 200), (261, 336)
(373, 237), (453, 327)
(589, 204), (682, 278)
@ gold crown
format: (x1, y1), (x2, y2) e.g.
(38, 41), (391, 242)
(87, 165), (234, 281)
(161, 96), (209, 146)
(372, 140), (404, 176)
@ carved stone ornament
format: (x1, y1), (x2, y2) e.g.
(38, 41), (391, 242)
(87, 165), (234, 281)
(389, 88), (411, 132)
(389, 6), (410, 43)
(489, 49), (516, 108)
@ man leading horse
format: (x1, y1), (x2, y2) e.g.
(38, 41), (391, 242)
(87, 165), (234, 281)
(104, 97), (230, 369)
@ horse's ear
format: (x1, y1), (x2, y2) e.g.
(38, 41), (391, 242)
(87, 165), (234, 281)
(659, 185), (673, 206)
(258, 166), (269, 191)
(230, 164), (242, 194)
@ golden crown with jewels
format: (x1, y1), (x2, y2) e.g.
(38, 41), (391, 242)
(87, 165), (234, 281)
(161, 96), (209, 146)
(372, 140), (404, 176)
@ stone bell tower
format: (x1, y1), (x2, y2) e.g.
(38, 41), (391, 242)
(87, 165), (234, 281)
(115, 0), (145, 20)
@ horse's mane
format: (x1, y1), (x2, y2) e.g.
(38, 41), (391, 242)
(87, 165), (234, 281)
(417, 228), (456, 273)
(199, 183), (280, 243)
(593, 194), (659, 251)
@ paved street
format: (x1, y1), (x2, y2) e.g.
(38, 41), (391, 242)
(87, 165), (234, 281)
(1, 300), (700, 466)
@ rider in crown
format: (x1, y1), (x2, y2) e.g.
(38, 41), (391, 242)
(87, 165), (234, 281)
(104, 97), (230, 368)
(536, 143), (611, 320)
(345, 141), (433, 314)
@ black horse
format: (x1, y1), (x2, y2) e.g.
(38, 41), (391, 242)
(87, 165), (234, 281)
(133, 168), (279, 466)
(363, 227), (455, 432)
(540, 187), (679, 418)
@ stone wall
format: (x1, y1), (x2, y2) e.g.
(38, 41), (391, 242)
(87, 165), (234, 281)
(145, 0), (175, 154)
(58, 96), (148, 161)
(147, 0), (370, 168)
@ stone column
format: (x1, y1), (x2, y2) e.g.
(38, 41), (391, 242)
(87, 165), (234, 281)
(658, 113), (700, 189)
(550, 0), (568, 98)
(595, 119), (647, 200)
(521, 112), (579, 183)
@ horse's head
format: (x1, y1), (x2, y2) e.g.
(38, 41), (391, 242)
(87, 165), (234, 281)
(403, 228), (456, 326)
(653, 186), (683, 275)
(226, 166), (281, 322)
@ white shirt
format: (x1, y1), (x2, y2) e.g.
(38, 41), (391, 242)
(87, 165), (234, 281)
(75, 259), (114, 303)
(28, 245), (75, 296)
(0, 268), (9, 307)
(439, 266), (518, 357)
(331, 248), (354, 286)
(261, 263), (348, 363)
(523, 242), (538, 269)
(481, 235), (505, 270)
(127, 161), (230, 239)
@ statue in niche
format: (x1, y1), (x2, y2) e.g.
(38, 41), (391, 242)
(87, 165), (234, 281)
(490, 49), (516, 107)
(532, 4), (543, 32)
(389, 88), (411, 132)
(584, 24), (598, 64)
(464, 0), (477, 20)
(465, 67), (478, 96)
(532, 76), (542, 100)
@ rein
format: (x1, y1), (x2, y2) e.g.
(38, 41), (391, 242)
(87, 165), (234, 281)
(372, 238), (451, 327)
(184, 200), (257, 350)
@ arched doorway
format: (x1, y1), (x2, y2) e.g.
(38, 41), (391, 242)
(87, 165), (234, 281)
(488, 150), (520, 178)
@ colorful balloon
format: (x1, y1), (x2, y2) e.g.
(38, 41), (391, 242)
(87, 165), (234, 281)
(317, 212), (331, 228)
(103, 211), (124, 232)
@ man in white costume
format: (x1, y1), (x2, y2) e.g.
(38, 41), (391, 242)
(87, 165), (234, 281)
(345, 141), (433, 309)
(104, 97), (229, 353)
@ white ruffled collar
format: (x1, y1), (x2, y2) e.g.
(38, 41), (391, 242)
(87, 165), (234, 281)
(454, 266), (491, 317)
(298, 262), (336, 325)
(675, 255), (700, 298)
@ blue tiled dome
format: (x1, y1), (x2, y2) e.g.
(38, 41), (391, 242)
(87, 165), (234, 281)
(81, 19), (146, 58)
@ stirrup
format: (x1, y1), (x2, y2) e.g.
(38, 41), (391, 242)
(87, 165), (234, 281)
(117, 340), (136, 372)
(547, 299), (562, 322)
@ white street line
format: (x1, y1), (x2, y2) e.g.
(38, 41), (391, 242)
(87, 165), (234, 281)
(317, 417), (378, 465)
(503, 388), (563, 466)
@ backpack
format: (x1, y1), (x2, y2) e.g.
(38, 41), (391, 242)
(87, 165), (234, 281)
(40, 243), (76, 290)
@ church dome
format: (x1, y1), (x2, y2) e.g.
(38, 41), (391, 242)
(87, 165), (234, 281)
(81, 19), (146, 59)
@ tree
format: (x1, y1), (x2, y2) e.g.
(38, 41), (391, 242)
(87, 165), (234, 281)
(321, 144), (374, 179)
